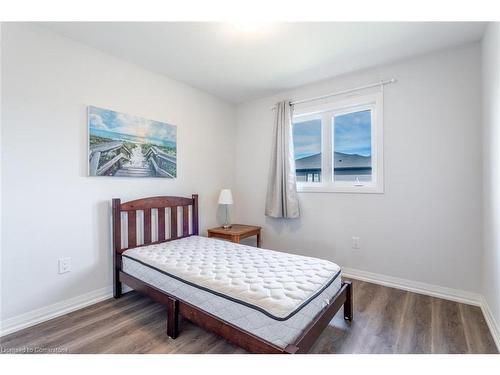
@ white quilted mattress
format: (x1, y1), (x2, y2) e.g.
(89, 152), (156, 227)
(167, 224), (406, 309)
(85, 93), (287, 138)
(122, 236), (343, 348)
(123, 236), (341, 319)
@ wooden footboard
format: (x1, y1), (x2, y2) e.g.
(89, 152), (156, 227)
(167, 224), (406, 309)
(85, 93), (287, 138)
(285, 280), (352, 354)
(112, 194), (353, 354)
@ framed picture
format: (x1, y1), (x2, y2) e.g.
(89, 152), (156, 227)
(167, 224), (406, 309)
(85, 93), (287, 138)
(88, 106), (177, 178)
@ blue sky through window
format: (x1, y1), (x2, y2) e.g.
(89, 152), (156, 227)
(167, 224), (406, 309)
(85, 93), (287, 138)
(293, 119), (321, 160)
(334, 110), (371, 156)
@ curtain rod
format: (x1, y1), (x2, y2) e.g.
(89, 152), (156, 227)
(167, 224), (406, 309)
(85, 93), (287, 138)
(270, 78), (396, 110)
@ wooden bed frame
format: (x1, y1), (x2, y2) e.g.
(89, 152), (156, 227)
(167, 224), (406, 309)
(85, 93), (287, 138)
(112, 194), (353, 354)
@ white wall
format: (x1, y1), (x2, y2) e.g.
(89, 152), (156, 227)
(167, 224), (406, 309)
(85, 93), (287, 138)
(234, 44), (483, 293)
(482, 22), (500, 338)
(1, 24), (236, 321)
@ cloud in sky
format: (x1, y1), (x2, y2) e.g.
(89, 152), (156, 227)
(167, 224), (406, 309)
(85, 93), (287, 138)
(89, 113), (107, 130)
(88, 106), (176, 142)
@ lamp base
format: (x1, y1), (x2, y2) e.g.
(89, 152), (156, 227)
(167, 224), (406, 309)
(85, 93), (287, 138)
(222, 224), (232, 230)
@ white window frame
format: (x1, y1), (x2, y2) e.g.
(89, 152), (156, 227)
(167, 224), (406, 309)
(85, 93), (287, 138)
(293, 92), (384, 194)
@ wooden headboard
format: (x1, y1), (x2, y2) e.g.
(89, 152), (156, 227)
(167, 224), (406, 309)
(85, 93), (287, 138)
(112, 194), (199, 254)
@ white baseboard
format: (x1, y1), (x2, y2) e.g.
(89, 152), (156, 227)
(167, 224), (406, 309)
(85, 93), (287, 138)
(342, 267), (483, 306)
(0, 286), (113, 337)
(342, 266), (500, 351)
(480, 296), (500, 351)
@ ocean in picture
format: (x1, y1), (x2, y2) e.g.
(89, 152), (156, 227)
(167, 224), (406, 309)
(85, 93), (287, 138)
(88, 106), (177, 178)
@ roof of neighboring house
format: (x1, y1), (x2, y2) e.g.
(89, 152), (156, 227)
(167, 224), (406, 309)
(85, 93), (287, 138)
(295, 152), (371, 170)
(295, 153), (321, 170)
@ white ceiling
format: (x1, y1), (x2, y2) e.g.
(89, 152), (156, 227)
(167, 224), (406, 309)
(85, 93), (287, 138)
(40, 22), (486, 103)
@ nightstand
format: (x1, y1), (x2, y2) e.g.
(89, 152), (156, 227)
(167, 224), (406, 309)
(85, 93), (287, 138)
(207, 224), (261, 247)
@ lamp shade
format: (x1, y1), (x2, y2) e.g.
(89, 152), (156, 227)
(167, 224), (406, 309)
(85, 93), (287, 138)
(218, 189), (233, 205)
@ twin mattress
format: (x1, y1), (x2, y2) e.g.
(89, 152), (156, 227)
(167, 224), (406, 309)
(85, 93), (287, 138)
(122, 235), (342, 348)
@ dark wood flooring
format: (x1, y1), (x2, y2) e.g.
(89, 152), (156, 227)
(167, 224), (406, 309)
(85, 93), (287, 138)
(1, 280), (497, 354)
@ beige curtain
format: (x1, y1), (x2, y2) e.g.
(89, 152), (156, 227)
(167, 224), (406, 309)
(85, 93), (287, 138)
(265, 100), (300, 219)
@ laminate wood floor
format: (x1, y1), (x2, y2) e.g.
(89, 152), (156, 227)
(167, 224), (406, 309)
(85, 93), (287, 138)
(1, 280), (497, 354)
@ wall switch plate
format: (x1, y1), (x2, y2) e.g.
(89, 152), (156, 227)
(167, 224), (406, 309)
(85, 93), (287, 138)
(351, 237), (360, 250)
(58, 257), (71, 274)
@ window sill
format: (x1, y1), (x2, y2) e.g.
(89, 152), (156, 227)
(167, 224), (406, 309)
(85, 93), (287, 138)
(296, 184), (384, 194)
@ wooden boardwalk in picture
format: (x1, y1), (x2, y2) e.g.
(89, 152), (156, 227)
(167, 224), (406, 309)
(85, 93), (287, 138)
(89, 141), (176, 178)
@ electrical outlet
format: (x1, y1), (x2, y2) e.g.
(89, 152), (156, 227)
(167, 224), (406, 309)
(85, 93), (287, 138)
(58, 257), (72, 274)
(351, 237), (360, 250)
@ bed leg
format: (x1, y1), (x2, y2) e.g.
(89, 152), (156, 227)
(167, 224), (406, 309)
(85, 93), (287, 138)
(113, 269), (122, 299)
(167, 296), (180, 339)
(343, 281), (353, 321)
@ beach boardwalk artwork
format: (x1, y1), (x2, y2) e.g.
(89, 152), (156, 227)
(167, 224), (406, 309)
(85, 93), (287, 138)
(88, 106), (177, 178)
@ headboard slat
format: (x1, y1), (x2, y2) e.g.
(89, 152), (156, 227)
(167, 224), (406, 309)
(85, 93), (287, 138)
(171, 207), (178, 240)
(144, 208), (152, 245)
(158, 207), (166, 242)
(182, 205), (189, 236)
(128, 211), (137, 248)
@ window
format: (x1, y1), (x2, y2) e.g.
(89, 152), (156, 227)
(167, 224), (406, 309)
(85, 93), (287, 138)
(293, 118), (322, 183)
(292, 93), (383, 193)
(333, 109), (372, 184)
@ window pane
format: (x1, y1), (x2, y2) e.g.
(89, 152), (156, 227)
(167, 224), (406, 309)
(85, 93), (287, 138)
(293, 119), (322, 182)
(333, 110), (372, 182)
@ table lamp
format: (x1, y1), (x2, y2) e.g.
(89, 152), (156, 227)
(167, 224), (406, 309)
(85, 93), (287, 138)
(218, 189), (233, 229)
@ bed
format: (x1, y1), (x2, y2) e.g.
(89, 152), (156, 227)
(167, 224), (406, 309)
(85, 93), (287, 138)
(112, 195), (352, 354)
